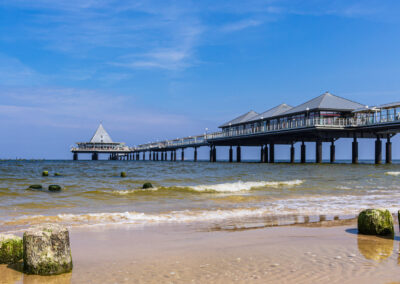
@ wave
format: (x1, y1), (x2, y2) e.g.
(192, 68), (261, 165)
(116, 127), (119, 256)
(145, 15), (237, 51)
(111, 180), (304, 195)
(385, 171), (400, 176)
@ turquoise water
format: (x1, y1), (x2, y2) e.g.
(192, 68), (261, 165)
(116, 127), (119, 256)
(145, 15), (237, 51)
(0, 160), (399, 232)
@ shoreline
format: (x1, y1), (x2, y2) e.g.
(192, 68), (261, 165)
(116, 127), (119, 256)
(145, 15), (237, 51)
(2, 219), (400, 283)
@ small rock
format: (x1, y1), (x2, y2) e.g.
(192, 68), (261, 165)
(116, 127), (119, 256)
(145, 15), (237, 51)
(28, 185), (43, 190)
(0, 234), (23, 264)
(42, 171), (49, 177)
(54, 173), (61, 176)
(48, 185), (62, 192)
(357, 209), (394, 236)
(23, 224), (73, 275)
(120, 172), (127, 178)
(142, 182), (153, 189)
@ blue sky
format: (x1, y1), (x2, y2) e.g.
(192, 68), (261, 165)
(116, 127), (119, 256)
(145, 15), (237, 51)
(0, 0), (400, 159)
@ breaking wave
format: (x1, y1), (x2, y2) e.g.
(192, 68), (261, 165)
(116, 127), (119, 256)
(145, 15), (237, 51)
(112, 180), (304, 195)
(385, 171), (400, 176)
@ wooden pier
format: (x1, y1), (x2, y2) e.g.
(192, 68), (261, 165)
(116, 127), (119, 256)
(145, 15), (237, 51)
(72, 93), (400, 164)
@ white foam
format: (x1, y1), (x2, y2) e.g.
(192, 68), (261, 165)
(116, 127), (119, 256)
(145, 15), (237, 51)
(385, 171), (400, 176)
(184, 180), (304, 192)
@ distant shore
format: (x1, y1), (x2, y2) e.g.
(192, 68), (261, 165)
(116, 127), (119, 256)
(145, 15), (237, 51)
(1, 219), (400, 283)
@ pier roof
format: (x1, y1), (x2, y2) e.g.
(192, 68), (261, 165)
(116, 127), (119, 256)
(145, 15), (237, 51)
(219, 110), (259, 128)
(90, 123), (113, 143)
(248, 104), (293, 122)
(280, 92), (365, 116)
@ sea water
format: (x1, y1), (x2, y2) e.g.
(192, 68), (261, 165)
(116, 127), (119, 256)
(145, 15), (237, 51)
(0, 160), (399, 232)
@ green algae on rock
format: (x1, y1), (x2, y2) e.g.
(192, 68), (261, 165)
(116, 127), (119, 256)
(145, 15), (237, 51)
(23, 224), (73, 275)
(54, 173), (61, 176)
(48, 185), (62, 192)
(42, 171), (49, 177)
(142, 182), (153, 189)
(120, 172), (127, 177)
(28, 184), (43, 190)
(0, 234), (23, 264)
(358, 209), (394, 236)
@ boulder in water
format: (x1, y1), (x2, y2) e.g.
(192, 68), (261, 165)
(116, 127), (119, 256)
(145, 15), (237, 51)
(48, 185), (62, 192)
(0, 234), (23, 264)
(28, 184), (43, 190)
(23, 224), (73, 275)
(358, 209), (394, 236)
(42, 171), (49, 177)
(54, 173), (61, 176)
(120, 172), (127, 177)
(142, 182), (153, 189)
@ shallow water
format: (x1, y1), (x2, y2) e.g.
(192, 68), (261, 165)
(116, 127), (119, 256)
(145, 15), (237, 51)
(1, 160), (399, 232)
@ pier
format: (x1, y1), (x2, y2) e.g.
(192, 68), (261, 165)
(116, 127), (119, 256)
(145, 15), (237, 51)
(72, 92), (400, 164)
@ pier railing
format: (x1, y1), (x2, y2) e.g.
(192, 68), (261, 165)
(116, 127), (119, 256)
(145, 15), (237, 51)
(132, 115), (400, 151)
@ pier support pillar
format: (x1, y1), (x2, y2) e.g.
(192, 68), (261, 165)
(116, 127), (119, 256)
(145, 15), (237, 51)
(386, 135), (392, 164)
(161, 151), (164, 161)
(316, 141), (322, 163)
(194, 147), (198, 162)
(157, 152), (159, 161)
(375, 137), (382, 164)
(301, 141), (306, 163)
(236, 146), (241, 162)
(142, 152), (145, 160)
(352, 137), (358, 164)
(263, 145), (268, 163)
(174, 150), (177, 161)
(229, 146), (233, 163)
(92, 152), (98, 161)
(269, 144), (275, 163)
(290, 143), (295, 163)
(181, 149), (184, 161)
(260, 146), (264, 163)
(330, 141), (335, 163)
(73, 153), (78, 161)
(213, 146), (216, 162)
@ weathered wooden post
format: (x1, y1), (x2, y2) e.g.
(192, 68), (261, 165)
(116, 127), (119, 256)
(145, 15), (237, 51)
(194, 147), (198, 162)
(181, 148), (184, 161)
(213, 146), (216, 162)
(229, 146), (233, 163)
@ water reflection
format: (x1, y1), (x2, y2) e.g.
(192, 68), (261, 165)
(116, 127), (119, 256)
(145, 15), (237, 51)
(357, 234), (394, 262)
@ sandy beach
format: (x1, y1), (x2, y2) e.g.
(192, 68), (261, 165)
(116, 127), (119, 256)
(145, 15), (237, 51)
(1, 219), (400, 284)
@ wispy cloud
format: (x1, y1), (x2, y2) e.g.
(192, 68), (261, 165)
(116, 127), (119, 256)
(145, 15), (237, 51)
(221, 19), (264, 32)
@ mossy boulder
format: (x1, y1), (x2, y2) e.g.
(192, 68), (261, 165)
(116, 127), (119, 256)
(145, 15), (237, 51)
(120, 172), (127, 177)
(0, 234), (23, 264)
(42, 171), (49, 177)
(48, 185), (62, 192)
(23, 224), (73, 275)
(142, 182), (153, 189)
(358, 209), (394, 236)
(28, 184), (43, 190)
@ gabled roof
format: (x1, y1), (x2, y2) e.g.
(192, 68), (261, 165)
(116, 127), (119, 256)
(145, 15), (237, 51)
(90, 123), (113, 143)
(219, 110), (259, 128)
(248, 104), (293, 122)
(281, 92), (365, 116)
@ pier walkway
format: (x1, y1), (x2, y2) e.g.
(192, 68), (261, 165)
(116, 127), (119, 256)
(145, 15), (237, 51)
(72, 93), (400, 164)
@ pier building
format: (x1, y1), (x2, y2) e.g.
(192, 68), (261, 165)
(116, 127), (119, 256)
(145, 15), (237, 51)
(71, 92), (400, 164)
(71, 123), (130, 160)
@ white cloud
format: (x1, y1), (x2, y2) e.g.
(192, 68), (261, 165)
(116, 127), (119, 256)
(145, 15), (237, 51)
(221, 19), (264, 32)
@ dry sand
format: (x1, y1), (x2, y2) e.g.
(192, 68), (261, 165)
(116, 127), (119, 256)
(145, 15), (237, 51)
(1, 220), (400, 284)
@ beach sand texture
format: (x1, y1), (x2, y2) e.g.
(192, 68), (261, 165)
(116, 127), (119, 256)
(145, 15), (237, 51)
(1, 220), (400, 284)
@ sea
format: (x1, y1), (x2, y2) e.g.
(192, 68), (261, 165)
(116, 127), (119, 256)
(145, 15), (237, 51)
(0, 160), (399, 233)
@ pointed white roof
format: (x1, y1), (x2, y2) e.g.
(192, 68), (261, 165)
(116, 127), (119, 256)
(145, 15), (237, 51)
(90, 123), (113, 143)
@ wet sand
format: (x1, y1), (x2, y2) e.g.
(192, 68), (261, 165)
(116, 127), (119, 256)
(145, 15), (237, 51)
(1, 220), (400, 284)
